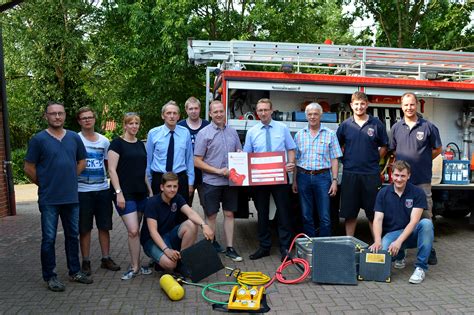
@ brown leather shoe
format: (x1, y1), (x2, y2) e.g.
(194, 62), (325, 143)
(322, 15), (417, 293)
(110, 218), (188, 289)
(101, 257), (121, 271)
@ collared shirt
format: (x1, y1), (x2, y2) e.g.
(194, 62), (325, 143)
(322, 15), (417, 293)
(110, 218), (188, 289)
(390, 118), (442, 185)
(374, 182), (427, 233)
(194, 122), (242, 186)
(337, 115), (388, 175)
(146, 124), (195, 185)
(294, 126), (342, 170)
(243, 120), (296, 153)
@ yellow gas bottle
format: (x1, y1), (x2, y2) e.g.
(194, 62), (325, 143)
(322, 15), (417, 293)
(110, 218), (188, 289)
(159, 274), (185, 301)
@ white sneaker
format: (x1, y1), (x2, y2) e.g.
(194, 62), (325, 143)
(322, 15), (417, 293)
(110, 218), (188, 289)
(394, 258), (406, 269)
(409, 267), (425, 284)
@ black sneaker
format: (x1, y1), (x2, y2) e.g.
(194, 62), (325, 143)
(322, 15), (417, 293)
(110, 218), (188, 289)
(81, 260), (91, 276)
(70, 271), (93, 284)
(428, 248), (438, 265)
(47, 277), (65, 292)
(212, 240), (225, 253)
(101, 257), (121, 271)
(225, 247), (243, 262)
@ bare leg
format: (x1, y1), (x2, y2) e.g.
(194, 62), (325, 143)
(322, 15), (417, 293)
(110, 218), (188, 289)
(206, 213), (218, 239)
(179, 220), (198, 250)
(121, 212), (141, 271)
(80, 231), (91, 259)
(98, 230), (110, 257)
(345, 218), (357, 236)
(223, 210), (234, 247)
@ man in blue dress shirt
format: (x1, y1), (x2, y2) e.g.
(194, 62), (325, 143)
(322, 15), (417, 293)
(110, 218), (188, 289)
(146, 101), (194, 222)
(243, 98), (296, 261)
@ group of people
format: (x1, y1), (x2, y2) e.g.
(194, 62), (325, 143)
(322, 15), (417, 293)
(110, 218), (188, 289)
(25, 91), (440, 292)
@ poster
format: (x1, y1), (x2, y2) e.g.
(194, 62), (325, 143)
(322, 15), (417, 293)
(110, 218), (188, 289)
(228, 151), (287, 186)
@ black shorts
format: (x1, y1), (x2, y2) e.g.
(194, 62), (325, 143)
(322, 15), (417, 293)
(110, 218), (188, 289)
(201, 183), (238, 216)
(339, 173), (381, 221)
(79, 189), (113, 234)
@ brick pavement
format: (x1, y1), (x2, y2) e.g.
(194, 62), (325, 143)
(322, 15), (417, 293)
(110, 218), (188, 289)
(1, 185), (474, 314)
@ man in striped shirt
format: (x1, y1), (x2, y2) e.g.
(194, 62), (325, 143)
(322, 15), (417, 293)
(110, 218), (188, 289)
(293, 103), (342, 237)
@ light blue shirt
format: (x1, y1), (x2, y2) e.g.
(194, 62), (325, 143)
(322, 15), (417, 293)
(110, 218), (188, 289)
(243, 120), (296, 153)
(146, 124), (195, 186)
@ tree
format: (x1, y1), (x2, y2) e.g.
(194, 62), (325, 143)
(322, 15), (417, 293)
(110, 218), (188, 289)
(349, 0), (474, 50)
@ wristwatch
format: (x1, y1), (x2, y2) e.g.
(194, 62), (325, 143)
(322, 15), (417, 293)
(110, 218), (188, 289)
(115, 189), (122, 194)
(332, 178), (338, 181)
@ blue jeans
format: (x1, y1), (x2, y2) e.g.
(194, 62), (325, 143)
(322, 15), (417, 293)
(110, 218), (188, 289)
(39, 203), (81, 281)
(297, 171), (331, 237)
(382, 218), (434, 270)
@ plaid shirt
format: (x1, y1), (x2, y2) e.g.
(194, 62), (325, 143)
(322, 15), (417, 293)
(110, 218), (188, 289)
(294, 126), (342, 170)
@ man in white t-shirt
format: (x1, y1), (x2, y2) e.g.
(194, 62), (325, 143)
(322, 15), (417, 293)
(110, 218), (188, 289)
(77, 107), (120, 275)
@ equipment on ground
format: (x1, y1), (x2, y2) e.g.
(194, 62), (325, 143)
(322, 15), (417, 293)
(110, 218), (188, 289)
(227, 285), (265, 311)
(160, 274), (185, 301)
(358, 249), (391, 283)
(180, 239), (224, 283)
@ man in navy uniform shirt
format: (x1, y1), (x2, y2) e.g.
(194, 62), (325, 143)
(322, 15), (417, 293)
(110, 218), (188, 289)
(141, 172), (213, 272)
(337, 91), (388, 236)
(369, 160), (434, 284)
(390, 92), (442, 265)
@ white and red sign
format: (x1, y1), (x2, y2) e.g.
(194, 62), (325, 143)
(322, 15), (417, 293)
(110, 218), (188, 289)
(228, 151), (287, 186)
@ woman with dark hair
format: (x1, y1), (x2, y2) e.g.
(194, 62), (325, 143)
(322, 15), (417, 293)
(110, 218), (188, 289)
(108, 113), (153, 280)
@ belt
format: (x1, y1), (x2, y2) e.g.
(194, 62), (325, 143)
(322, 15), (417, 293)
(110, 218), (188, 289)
(297, 167), (329, 175)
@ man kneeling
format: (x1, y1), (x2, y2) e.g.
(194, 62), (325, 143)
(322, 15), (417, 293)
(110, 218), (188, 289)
(140, 172), (214, 271)
(369, 160), (434, 284)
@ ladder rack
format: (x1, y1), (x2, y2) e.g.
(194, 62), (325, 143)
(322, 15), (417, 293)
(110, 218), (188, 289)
(187, 39), (474, 81)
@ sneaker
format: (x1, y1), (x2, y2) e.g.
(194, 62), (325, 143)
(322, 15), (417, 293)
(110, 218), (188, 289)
(81, 260), (91, 276)
(101, 257), (121, 271)
(46, 277), (65, 292)
(121, 267), (139, 280)
(140, 266), (152, 275)
(225, 247), (243, 262)
(409, 267), (426, 284)
(428, 248), (438, 265)
(394, 258), (406, 269)
(212, 240), (225, 253)
(70, 271), (93, 284)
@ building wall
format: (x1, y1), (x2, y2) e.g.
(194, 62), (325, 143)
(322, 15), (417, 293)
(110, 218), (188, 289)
(0, 109), (9, 217)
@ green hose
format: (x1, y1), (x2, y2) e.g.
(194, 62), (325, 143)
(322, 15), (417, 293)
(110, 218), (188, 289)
(201, 282), (238, 305)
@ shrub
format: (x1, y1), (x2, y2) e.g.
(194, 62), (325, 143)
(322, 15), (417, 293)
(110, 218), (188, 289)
(12, 148), (31, 185)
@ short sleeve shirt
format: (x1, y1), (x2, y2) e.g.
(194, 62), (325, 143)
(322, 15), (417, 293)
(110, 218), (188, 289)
(374, 183), (427, 233)
(337, 115), (388, 174)
(25, 130), (87, 205)
(78, 132), (110, 192)
(194, 122), (242, 186)
(390, 118), (442, 185)
(140, 193), (187, 245)
(109, 137), (147, 199)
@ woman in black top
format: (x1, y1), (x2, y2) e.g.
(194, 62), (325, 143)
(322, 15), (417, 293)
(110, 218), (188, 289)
(108, 113), (153, 280)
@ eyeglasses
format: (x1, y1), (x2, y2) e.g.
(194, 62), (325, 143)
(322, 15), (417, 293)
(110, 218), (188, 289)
(46, 112), (65, 117)
(79, 116), (95, 121)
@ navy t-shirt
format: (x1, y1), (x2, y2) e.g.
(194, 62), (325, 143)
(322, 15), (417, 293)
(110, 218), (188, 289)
(337, 115), (388, 174)
(25, 130), (87, 206)
(374, 183), (427, 233)
(390, 118), (442, 185)
(140, 193), (187, 245)
(108, 137), (148, 199)
(178, 119), (210, 185)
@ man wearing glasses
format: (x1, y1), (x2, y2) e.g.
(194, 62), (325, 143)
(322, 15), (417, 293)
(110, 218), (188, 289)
(24, 102), (92, 292)
(76, 107), (120, 276)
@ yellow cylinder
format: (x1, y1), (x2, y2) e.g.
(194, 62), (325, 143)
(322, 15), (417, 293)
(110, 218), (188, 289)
(159, 274), (185, 301)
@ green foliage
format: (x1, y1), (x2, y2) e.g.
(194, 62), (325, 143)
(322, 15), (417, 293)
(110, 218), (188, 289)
(11, 148), (30, 185)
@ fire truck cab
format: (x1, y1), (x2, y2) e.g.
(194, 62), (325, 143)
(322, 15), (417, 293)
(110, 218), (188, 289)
(188, 39), (474, 221)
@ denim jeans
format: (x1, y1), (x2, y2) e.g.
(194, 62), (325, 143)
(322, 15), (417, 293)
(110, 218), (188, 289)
(381, 218), (434, 270)
(297, 171), (331, 237)
(39, 203), (81, 281)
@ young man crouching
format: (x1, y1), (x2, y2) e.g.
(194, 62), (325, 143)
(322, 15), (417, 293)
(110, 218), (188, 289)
(140, 172), (214, 271)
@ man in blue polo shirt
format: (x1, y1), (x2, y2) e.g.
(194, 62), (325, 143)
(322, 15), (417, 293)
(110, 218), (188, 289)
(370, 160), (434, 284)
(24, 102), (92, 292)
(390, 92), (442, 265)
(243, 98), (296, 261)
(140, 172), (213, 272)
(337, 91), (388, 236)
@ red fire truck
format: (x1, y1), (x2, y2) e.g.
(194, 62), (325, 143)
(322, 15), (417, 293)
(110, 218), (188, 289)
(187, 39), (474, 221)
